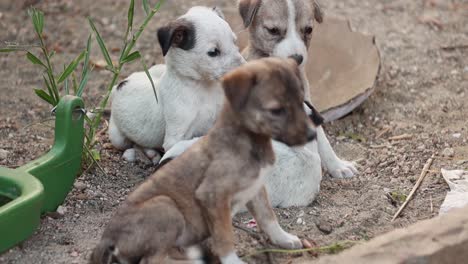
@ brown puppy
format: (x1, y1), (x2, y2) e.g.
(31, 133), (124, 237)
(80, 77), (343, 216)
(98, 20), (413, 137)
(90, 57), (316, 264)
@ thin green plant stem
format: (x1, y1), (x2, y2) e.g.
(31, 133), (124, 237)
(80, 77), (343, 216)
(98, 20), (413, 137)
(121, 0), (164, 60)
(84, 145), (107, 177)
(242, 241), (357, 259)
(88, 1), (164, 148)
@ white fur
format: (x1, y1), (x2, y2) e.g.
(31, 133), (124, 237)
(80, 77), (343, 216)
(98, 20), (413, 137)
(262, 218), (302, 249)
(220, 252), (246, 264)
(109, 6), (244, 161)
(272, 0), (308, 68)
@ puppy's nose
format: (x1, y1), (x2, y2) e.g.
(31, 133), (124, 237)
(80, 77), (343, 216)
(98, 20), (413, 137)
(306, 127), (317, 142)
(290, 54), (304, 65)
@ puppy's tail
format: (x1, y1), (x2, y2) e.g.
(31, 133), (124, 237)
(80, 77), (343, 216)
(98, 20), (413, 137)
(89, 239), (116, 264)
(90, 240), (142, 264)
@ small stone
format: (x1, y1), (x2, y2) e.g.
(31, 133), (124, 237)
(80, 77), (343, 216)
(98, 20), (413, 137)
(403, 166), (411, 174)
(297, 210), (305, 217)
(0, 149), (8, 160)
(70, 251), (79, 257)
(392, 167), (400, 176)
(442, 148), (455, 157)
(56, 206), (67, 215)
(365, 167), (373, 174)
(316, 220), (333, 234)
(456, 160), (467, 166)
(296, 218), (303, 225)
(452, 133), (462, 139)
(73, 181), (87, 191)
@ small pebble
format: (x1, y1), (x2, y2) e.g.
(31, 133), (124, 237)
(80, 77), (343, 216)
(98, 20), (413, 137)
(73, 181), (87, 191)
(56, 206), (67, 215)
(296, 218), (303, 225)
(442, 148), (455, 157)
(316, 220), (333, 234)
(0, 149), (8, 160)
(452, 133), (461, 139)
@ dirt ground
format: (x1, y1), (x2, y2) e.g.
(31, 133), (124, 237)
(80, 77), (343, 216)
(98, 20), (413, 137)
(0, 0), (467, 263)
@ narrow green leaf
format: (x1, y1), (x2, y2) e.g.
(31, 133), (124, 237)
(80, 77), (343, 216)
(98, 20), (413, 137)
(142, 0), (150, 15)
(91, 148), (101, 161)
(77, 67), (90, 97)
(26, 52), (46, 68)
(34, 89), (55, 106)
(82, 34), (92, 80)
(48, 50), (56, 58)
(64, 77), (69, 95)
(141, 60), (158, 103)
(28, 8), (44, 35)
(57, 50), (86, 83)
(121, 51), (141, 64)
(42, 75), (57, 105)
(72, 72), (78, 94)
(88, 17), (113, 69)
(127, 0), (135, 34)
(0, 48), (21, 53)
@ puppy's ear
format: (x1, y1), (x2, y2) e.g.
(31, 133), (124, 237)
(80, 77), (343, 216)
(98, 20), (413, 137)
(212, 6), (225, 20)
(238, 0), (261, 28)
(304, 101), (324, 126)
(313, 1), (324, 23)
(157, 19), (196, 56)
(222, 69), (256, 112)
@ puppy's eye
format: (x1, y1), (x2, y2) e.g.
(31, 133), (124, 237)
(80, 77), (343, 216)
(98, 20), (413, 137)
(207, 48), (221, 57)
(304, 26), (313, 35)
(265, 27), (281, 36)
(269, 107), (286, 116)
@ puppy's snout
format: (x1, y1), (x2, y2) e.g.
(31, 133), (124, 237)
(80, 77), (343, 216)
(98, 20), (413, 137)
(290, 54), (304, 65)
(306, 126), (317, 142)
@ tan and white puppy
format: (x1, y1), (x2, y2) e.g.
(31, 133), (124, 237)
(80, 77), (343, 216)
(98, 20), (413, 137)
(108, 6), (245, 163)
(239, 0), (357, 176)
(162, 1), (357, 208)
(91, 57), (313, 264)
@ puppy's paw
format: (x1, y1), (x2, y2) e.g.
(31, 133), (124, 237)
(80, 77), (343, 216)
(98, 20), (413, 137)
(220, 252), (246, 264)
(270, 231), (303, 249)
(122, 148), (136, 162)
(328, 159), (358, 179)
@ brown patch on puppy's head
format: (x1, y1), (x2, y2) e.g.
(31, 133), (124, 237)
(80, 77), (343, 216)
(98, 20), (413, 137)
(222, 57), (316, 146)
(157, 18), (196, 56)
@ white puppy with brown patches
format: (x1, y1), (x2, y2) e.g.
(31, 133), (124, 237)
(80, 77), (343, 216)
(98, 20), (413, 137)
(108, 6), (245, 163)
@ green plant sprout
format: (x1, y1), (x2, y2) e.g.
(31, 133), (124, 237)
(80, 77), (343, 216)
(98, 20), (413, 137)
(1, 0), (164, 167)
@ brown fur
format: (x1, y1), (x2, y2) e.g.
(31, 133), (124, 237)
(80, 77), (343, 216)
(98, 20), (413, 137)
(90, 57), (314, 264)
(239, 0), (324, 61)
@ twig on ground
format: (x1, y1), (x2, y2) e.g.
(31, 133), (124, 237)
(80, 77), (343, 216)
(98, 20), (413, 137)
(242, 241), (357, 259)
(388, 134), (413, 141)
(376, 126), (392, 139)
(441, 44), (468, 51)
(96, 119), (109, 138)
(418, 16), (443, 30)
(392, 154), (436, 221)
(233, 222), (262, 241)
(430, 195), (434, 214)
(234, 222), (274, 263)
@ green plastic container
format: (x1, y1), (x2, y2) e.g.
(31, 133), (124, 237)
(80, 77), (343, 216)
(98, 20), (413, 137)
(0, 95), (85, 253)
